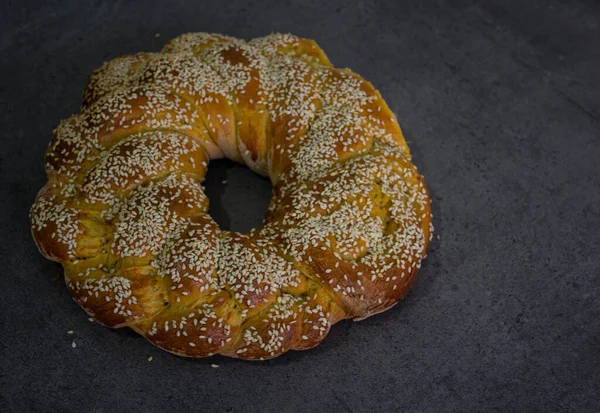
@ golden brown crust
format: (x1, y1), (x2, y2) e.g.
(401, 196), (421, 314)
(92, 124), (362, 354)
(30, 33), (432, 360)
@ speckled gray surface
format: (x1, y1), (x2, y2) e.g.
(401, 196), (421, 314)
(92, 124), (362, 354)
(1, 0), (599, 411)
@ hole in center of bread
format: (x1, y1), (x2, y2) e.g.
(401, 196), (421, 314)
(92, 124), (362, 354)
(203, 158), (272, 233)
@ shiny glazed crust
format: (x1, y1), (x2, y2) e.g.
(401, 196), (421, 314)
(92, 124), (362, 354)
(30, 33), (432, 360)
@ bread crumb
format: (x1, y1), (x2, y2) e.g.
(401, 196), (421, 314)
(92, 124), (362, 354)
(435, 234), (441, 240)
(147, 356), (153, 362)
(155, 33), (160, 38)
(71, 341), (77, 348)
(67, 330), (73, 335)
(211, 364), (219, 368)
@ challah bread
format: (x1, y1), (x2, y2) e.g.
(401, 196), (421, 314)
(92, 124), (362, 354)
(30, 33), (432, 359)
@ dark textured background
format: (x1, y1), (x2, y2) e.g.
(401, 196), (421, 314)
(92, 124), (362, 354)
(1, 0), (599, 411)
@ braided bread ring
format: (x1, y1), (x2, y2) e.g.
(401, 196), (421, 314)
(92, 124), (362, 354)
(30, 33), (432, 360)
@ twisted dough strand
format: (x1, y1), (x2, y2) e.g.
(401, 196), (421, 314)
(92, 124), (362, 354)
(30, 33), (432, 359)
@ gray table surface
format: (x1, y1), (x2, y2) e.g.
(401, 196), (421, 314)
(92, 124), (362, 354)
(1, 0), (599, 412)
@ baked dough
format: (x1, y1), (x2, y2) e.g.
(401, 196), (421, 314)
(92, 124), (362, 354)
(30, 33), (432, 359)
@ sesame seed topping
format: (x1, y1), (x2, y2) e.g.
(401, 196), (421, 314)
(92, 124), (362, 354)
(30, 32), (432, 361)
